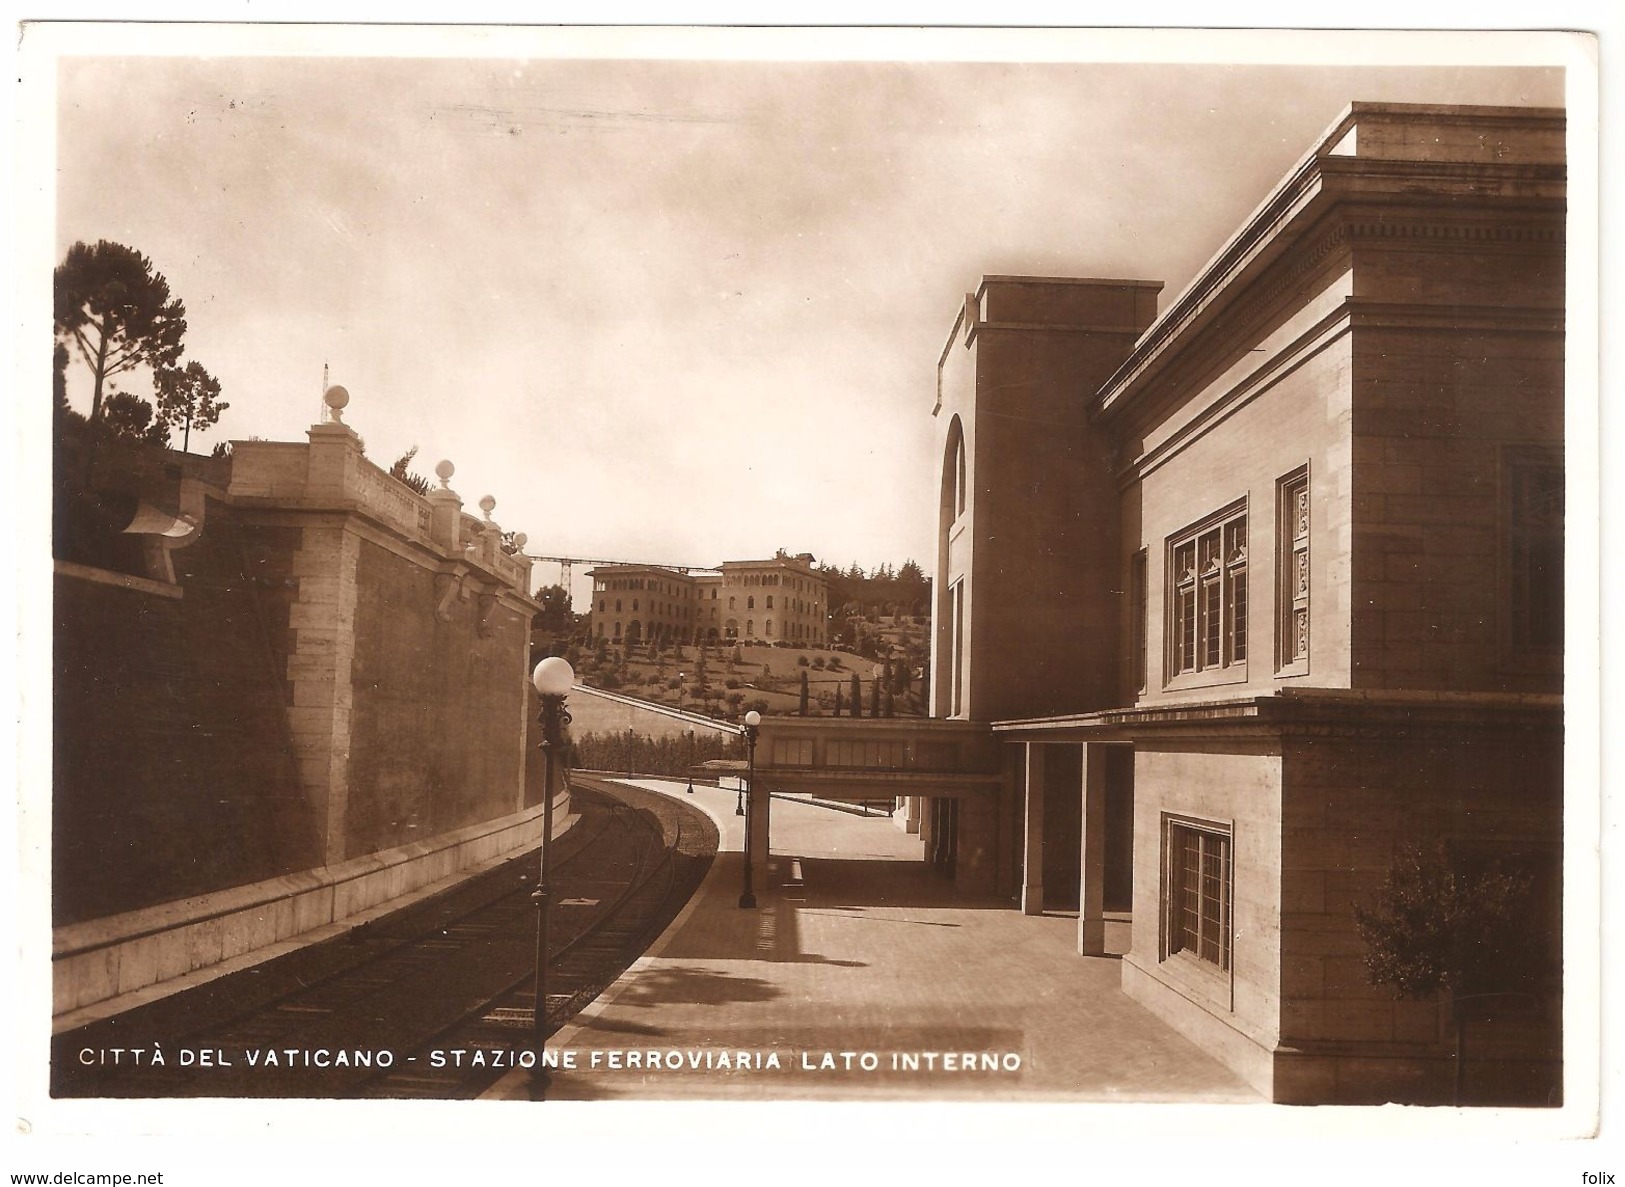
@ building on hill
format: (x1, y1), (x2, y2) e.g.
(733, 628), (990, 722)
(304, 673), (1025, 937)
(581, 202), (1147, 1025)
(586, 563), (702, 645)
(589, 553), (827, 646)
(754, 101), (1567, 1106)
(717, 554), (827, 645)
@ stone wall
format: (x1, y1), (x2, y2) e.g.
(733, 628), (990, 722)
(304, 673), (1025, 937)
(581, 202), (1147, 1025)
(565, 685), (740, 743)
(1274, 714), (1563, 1104)
(53, 395), (545, 1012)
(53, 503), (319, 925)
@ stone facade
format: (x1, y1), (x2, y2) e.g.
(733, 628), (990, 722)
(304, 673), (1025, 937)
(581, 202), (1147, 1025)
(929, 103), (1566, 1104)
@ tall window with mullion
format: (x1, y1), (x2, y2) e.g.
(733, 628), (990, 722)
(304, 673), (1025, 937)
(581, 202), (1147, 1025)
(1167, 818), (1233, 973)
(1169, 502), (1248, 680)
(1278, 467), (1310, 672)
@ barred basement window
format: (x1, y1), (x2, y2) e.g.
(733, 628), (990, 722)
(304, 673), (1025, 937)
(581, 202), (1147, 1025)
(1168, 502), (1247, 680)
(1278, 467), (1310, 672)
(1165, 818), (1232, 973)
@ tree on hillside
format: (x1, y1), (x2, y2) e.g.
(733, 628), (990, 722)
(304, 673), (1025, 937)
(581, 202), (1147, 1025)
(799, 670), (810, 716)
(532, 584), (574, 636)
(849, 672), (862, 718)
(153, 361), (228, 453)
(54, 240), (188, 423)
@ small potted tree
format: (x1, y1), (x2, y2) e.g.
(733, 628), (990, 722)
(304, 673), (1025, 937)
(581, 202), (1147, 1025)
(1353, 842), (1535, 1104)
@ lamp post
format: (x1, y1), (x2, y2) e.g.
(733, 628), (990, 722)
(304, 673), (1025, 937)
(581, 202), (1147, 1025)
(685, 727), (695, 794)
(739, 709), (761, 909)
(530, 656), (574, 1096)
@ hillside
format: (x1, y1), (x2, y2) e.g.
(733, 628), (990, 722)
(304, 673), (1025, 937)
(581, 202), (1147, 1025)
(564, 622), (929, 721)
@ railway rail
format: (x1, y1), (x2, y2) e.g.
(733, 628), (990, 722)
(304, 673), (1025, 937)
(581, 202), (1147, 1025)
(52, 779), (718, 1100)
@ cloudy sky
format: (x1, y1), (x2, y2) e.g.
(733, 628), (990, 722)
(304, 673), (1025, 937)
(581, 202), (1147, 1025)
(40, 27), (1568, 601)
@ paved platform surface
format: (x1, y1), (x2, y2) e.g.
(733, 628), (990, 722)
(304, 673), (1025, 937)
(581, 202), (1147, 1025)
(487, 779), (1262, 1103)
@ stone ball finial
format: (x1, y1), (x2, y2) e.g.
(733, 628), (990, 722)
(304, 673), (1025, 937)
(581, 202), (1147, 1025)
(512, 532), (528, 551)
(323, 385), (350, 423)
(479, 494), (497, 520)
(435, 459), (455, 488)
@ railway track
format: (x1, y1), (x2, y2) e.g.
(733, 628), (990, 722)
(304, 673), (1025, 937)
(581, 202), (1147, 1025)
(52, 780), (718, 1100)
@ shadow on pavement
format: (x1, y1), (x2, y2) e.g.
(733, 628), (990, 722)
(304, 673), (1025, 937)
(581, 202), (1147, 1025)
(606, 964), (783, 1011)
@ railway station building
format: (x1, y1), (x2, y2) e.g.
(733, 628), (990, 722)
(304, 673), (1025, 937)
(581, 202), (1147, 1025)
(757, 102), (1566, 1105)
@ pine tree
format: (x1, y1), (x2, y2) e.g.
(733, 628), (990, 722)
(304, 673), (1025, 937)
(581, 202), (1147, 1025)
(54, 240), (189, 423)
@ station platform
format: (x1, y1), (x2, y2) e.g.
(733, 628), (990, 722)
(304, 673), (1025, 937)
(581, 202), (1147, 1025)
(485, 778), (1262, 1103)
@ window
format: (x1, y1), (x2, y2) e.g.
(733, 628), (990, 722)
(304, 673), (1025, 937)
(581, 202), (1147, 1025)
(950, 579), (966, 716)
(771, 738), (815, 765)
(1168, 502), (1247, 681)
(766, 595), (774, 609)
(1505, 448), (1563, 655)
(1278, 468), (1310, 672)
(748, 596), (755, 610)
(1164, 817), (1232, 973)
(827, 739), (906, 768)
(1130, 549), (1148, 694)
(766, 619), (774, 636)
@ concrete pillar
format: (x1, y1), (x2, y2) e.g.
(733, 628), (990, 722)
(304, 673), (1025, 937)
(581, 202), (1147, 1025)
(425, 459), (464, 552)
(1022, 742), (1046, 915)
(305, 420), (362, 501)
(898, 795), (922, 834)
(287, 522), (361, 866)
(1078, 742), (1108, 955)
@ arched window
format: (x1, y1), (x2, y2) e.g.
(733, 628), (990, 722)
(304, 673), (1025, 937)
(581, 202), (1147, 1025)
(748, 596), (755, 610)
(941, 414), (967, 523)
(746, 620), (754, 636)
(766, 595), (774, 609)
(766, 619), (774, 636)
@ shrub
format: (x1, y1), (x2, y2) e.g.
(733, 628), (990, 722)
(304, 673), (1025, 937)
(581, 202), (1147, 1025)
(797, 655), (810, 667)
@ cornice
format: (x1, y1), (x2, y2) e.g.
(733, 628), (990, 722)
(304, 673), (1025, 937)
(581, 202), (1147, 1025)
(991, 689), (1562, 743)
(1094, 161), (1565, 423)
(1097, 205), (1564, 432)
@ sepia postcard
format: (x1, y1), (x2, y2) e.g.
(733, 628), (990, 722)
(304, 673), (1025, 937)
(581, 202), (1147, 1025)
(11, 15), (1610, 1187)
